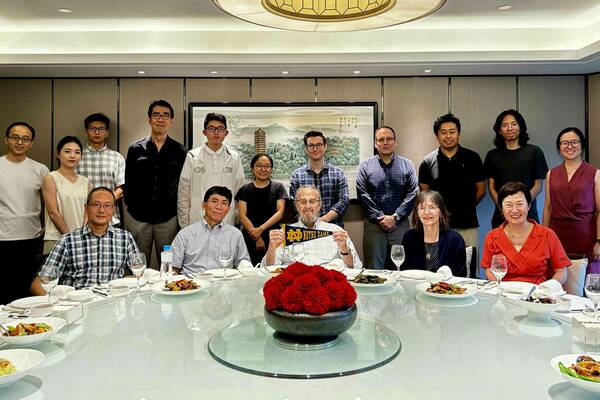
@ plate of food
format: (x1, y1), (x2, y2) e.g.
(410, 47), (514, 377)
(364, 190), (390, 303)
(0, 349), (45, 388)
(551, 354), (600, 393)
(519, 294), (562, 317)
(265, 265), (286, 274)
(151, 278), (210, 296)
(416, 281), (477, 299)
(1, 317), (66, 346)
(350, 272), (394, 288)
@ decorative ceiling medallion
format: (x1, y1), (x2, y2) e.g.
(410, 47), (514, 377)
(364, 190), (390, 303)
(262, 0), (396, 22)
(213, 0), (447, 32)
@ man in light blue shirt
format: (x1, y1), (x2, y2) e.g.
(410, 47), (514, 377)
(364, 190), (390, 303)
(171, 186), (250, 274)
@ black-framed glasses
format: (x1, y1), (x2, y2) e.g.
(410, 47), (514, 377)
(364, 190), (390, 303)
(7, 135), (32, 144)
(306, 143), (324, 150)
(205, 126), (227, 134)
(151, 112), (172, 120)
(559, 140), (581, 148)
(87, 126), (107, 133)
(88, 203), (115, 210)
(254, 164), (272, 170)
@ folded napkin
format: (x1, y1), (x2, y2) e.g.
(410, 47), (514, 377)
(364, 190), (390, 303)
(238, 259), (253, 269)
(539, 279), (565, 296)
(397, 270), (438, 280)
(437, 266), (453, 280)
(323, 259), (346, 271)
(143, 269), (161, 283)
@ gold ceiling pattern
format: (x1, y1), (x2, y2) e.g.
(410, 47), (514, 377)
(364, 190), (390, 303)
(262, 0), (396, 21)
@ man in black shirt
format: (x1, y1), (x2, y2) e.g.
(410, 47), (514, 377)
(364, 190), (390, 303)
(124, 99), (187, 264)
(484, 109), (548, 227)
(419, 113), (485, 248)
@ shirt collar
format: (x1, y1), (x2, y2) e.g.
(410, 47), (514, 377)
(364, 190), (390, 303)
(295, 218), (322, 229)
(82, 224), (113, 238)
(203, 144), (225, 156)
(304, 161), (329, 173)
(202, 217), (225, 231)
(87, 144), (107, 153)
(377, 154), (395, 167)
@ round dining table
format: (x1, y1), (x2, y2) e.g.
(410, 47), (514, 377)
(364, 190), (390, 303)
(0, 275), (596, 400)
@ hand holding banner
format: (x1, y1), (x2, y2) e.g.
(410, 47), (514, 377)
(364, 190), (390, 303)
(282, 224), (333, 247)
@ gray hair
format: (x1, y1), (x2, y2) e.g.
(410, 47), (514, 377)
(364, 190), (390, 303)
(294, 185), (321, 202)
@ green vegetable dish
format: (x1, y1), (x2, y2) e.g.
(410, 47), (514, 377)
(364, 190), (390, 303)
(559, 355), (600, 383)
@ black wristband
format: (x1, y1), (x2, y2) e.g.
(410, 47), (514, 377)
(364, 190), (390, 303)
(340, 251), (350, 256)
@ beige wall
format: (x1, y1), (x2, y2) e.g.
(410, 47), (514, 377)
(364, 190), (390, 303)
(0, 75), (593, 270)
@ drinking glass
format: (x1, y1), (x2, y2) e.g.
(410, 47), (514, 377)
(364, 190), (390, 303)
(585, 274), (600, 320)
(39, 267), (59, 304)
(218, 245), (233, 279)
(490, 254), (508, 301)
(390, 245), (405, 280)
(129, 252), (147, 292)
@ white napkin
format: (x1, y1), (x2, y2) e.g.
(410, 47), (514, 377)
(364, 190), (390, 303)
(237, 259), (253, 269)
(397, 270), (440, 280)
(436, 266), (453, 280)
(323, 259), (346, 271)
(143, 269), (161, 283)
(539, 279), (565, 296)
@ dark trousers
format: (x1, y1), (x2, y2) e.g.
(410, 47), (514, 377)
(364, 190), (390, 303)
(0, 237), (43, 305)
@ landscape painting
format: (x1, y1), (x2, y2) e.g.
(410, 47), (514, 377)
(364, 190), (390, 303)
(188, 102), (378, 198)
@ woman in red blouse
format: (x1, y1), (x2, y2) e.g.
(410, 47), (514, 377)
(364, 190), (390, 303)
(481, 181), (570, 284)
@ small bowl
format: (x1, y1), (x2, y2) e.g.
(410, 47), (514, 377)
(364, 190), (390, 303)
(238, 267), (258, 277)
(30, 304), (53, 317)
(68, 289), (93, 302)
(519, 296), (562, 317)
(110, 285), (129, 297)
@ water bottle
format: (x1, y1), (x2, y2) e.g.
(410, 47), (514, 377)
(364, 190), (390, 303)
(160, 245), (173, 283)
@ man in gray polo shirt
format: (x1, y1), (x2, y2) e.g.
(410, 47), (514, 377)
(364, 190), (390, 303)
(171, 186), (250, 274)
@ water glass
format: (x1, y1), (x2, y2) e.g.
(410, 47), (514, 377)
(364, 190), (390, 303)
(39, 267), (59, 304)
(490, 254), (508, 301)
(129, 252), (147, 292)
(218, 245), (233, 279)
(390, 245), (405, 280)
(585, 274), (600, 320)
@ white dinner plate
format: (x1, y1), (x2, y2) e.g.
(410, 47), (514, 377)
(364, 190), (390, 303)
(349, 273), (395, 288)
(415, 282), (478, 299)
(10, 296), (49, 310)
(151, 278), (211, 296)
(265, 265), (286, 274)
(0, 349), (45, 388)
(204, 269), (240, 278)
(551, 354), (600, 394)
(108, 277), (146, 288)
(398, 270), (443, 281)
(1, 317), (66, 347)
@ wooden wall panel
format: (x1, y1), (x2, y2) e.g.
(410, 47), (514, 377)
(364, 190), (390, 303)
(251, 79), (315, 102)
(0, 79), (52, 167)
(589, 74), (600, 166)
(186, 78), (250, 103)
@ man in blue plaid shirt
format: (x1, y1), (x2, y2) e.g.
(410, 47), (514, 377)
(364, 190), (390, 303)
(289, 131), (349, 227)
(32, 187), (140, 291)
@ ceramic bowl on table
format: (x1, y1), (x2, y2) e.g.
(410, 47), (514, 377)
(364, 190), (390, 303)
(551, 354), (600, 394)
(0, 349), (45, 387)
(0, 317), (66, 347)
(518, 296), (562, 318)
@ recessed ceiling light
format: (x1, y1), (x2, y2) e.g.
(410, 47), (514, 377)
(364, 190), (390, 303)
(424, 69), (432, 73)
(137, 70), (145, 75)
(58, 8), (72, 13)
(497, 5), (512, 11)
(353, 70), (361, 74)
(210, 70), (219, 74)
(281, 71), (289, 75)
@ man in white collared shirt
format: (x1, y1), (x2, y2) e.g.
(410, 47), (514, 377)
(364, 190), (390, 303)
(264, 186), (361, 268)
(177, 113), (245, 228)
(172, 186), (250, 274)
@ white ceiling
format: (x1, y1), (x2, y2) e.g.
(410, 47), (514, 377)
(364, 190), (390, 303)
(0, 0), (598, 77)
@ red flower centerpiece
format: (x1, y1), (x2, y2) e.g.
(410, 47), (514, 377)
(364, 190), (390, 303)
(263, 262), (358, 347)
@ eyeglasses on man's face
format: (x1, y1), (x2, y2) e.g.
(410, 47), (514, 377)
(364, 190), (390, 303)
(88, 203), (115, 210)
(151, 112), (172, 120)
(87, 126), (107, 133)
(559, 140), (581, 148)
(305, 143), (324, 150)
(375, 137), (395, 144)
(7, 135), (32, 144)
(205, 126), (227, 134)
(296, 199), (320, 207)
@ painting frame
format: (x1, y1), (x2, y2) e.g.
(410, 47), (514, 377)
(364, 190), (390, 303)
(187, 102), (379, 198)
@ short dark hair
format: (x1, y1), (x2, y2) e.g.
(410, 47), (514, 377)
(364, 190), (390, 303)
(203, 186), (232, 205)
(86, 186), (116, 205)
(6, 122), (36, 140)
(250, 153), (273, 169)
(84, 113), (110, 130)
(147, 100), (174, 119)
(433, 113), (461, 135)
(203, 112), (227, 129)
(303, 131), (326, 146)
(411, 190), (450, 232)
(375, 125), (396, 139)
(493, 109), (530, 148)
(556, 127), (586, 152)
(498, 181), (532, 208)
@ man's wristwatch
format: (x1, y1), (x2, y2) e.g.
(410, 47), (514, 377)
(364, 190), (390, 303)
(393, 213), (401, 222)
(340, 250), (350, 256)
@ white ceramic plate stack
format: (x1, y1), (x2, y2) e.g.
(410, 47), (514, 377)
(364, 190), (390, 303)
(0, 349), (45, 387)
(204, 269), (241, 279)
(1, 317), (66, 346)
(108, 277), (147, 288)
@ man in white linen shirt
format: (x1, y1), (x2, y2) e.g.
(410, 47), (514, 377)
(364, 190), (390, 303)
(172, 186), (250, 274)
(264, 186), (361, 268)
(177, 113), (245, 228)
(0, 122), (49, 304)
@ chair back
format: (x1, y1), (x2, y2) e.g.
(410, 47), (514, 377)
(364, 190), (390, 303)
(465, 246), (478, 279)
(564, 257), (588, 296)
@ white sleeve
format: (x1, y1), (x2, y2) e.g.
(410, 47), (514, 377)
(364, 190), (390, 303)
(177, 154), (193, 228)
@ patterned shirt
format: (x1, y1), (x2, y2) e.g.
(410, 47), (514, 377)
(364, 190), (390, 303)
(40, 225), (140, 289)
(77, 144), (125, 191)
(356, 154), (418, 222)
(289, 162), (349, 227)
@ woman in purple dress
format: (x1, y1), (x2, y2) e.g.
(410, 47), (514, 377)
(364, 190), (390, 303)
(543, 127), (600, 265)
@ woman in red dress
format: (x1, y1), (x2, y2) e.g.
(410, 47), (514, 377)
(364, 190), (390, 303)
(542, 127), (600, 265)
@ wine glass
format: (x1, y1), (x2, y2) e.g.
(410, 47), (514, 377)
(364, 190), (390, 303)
(218, 245), (233, 279)
(585, 274), (600, 320)
(128, 252), (147, 292)
(39, 267), (59, 304)
(390, 245), (405, 281)
(490, 254), (508, 301)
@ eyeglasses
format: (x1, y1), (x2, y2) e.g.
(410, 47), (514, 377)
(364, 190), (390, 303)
(207, 199), (230, 207)
(375, 137), (395, 144)
(500, 122), (519, 130)
(254, 164), (272, 170)
(7, 135), (32, 144)
(559, 140), (581, 148)
(205, 126), (227, 134)
(306, 143), (324, 150)
(87, 126), (107, 133)
(296, 199), (320, 206)
(88, 203), (115, 210)
(503, 202), (527, 211)
(151, 112), (172, 120)
(417, 205), (439, 213)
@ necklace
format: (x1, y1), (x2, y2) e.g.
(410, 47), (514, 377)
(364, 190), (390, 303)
(505, 225), (531, 246)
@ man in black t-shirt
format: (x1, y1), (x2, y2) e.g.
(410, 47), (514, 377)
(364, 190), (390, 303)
(484, 109), (548, 227)
(419, 113), (485, 248)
